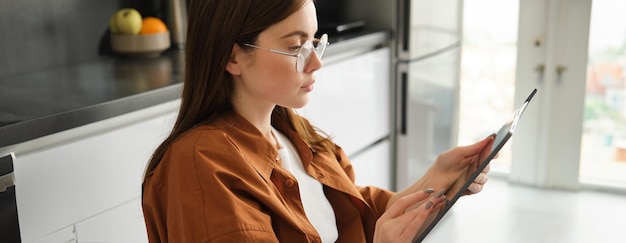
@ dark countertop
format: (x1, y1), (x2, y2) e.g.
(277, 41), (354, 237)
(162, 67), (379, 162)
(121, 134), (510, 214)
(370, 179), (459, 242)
(0, 29), (389, 148)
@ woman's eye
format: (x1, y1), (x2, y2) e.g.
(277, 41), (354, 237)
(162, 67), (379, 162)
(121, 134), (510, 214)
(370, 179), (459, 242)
(289, 45), (302, 52)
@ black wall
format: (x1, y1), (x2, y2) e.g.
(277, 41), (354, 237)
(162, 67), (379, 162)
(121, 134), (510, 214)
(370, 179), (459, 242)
(0, 1), (114, 78)
(0, 0), (165, 79)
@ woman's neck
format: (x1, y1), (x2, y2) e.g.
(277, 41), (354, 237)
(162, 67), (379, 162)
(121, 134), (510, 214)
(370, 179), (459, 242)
(232, 100), (278, 149)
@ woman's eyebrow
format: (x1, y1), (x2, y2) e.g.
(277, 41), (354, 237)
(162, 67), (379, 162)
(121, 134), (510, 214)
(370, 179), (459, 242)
(280, 30), (309, 39)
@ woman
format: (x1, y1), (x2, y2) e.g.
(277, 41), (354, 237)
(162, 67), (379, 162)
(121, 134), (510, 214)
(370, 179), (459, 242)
(141, 0), (494, 242)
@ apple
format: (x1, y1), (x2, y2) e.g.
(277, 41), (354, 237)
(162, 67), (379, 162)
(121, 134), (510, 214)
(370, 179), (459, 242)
(108, 16), (118, 34)
(110, 8), (142, 35)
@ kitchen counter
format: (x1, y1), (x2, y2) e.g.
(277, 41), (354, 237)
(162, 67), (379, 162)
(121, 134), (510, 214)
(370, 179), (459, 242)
(0, 29), (390, 148)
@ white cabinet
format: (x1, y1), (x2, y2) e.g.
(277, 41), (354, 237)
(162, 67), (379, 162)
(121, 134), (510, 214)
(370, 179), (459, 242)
(299, 47), (391, 157)
(75, 198), (147, 243)
(298, 47), (392, 189)
(7, 100), (178, 243)
(351, 139), (392, 190)
(33, 225), (76, 243)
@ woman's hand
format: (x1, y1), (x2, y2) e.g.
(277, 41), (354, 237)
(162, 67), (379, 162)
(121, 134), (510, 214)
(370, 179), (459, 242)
(427, 134), (496, 193)
(386, 135), (495, 212)
(466, 163), (490, 195)
(432, 134), (494, 176)
(374, 189), (447, 243)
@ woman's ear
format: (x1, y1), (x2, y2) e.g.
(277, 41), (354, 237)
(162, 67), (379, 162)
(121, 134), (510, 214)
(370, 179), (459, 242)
(226, 44), (243, 76)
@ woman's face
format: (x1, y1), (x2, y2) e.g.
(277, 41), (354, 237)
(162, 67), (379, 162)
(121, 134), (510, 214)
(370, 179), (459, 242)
(230, 1), (322, 111)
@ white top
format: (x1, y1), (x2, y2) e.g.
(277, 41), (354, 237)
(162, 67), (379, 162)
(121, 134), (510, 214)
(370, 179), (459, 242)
(272, 127), (338, 243)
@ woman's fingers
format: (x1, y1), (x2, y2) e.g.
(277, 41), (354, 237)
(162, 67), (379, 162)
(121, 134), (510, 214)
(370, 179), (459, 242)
(482, 163), (491, 174)
(436, 135), (495, 172)
(467, 170), (489, 194)
(476, 134), (496, 164)
(382, 189), (434, 220)
(403, 190), (448, 238)
(375, 189), (448, 243)
(475, 171), (489, 184)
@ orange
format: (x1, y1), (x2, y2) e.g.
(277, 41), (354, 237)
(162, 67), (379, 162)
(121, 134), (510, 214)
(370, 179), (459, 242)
(139, 17), (168, 35)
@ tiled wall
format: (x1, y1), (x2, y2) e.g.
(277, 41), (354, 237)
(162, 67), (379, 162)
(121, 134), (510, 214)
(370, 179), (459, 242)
(0, 0), (164, 79)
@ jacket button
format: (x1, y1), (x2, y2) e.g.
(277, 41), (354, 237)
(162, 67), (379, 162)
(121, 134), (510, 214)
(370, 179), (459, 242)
(285, 179), (295, 187)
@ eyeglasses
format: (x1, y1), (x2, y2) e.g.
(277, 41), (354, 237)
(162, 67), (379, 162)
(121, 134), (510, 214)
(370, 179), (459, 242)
(243, 34), (329, 72)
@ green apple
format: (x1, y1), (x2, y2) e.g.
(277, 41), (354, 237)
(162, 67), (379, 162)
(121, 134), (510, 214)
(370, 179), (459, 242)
(109, 15), (118, 34)
(110, 8), (142, 35)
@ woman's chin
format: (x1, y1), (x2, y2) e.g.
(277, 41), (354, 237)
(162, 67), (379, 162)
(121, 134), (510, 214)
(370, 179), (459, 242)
(281, 97), (310, 109)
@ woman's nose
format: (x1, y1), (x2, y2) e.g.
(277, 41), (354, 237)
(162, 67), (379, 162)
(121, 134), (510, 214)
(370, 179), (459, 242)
(304, 51), (323, 72)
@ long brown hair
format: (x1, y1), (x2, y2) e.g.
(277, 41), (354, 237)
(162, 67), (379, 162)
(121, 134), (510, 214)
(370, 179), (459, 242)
(143, 0), (334, 183)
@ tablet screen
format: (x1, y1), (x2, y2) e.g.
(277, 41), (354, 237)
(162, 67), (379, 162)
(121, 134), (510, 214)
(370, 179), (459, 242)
(414, 88), (537, 242)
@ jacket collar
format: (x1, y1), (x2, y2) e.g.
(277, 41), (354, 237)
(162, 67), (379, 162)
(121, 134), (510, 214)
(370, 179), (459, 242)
(213, 111), (368, 205)
(211, 111), (314, 182)
(214, 112), (372, 218)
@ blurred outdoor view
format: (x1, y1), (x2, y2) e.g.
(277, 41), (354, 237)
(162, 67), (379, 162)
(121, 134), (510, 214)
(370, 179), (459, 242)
(459, 0), (626, 186)
(458, 0), (518, 173)
(580, 0), (626, 186)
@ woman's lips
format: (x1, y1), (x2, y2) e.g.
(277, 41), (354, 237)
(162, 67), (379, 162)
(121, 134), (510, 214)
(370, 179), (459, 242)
(302, 81), (315, 91)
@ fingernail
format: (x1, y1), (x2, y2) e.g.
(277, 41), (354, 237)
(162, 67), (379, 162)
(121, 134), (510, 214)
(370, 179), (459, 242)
(425, 201), (433, 210)
(422, 188), (435, 194)
(488, 133), (496, 138)
(434, 188), (446, 198)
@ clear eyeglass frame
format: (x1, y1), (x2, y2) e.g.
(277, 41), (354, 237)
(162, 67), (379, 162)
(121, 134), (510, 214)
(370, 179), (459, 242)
(243, 34), (329, 72)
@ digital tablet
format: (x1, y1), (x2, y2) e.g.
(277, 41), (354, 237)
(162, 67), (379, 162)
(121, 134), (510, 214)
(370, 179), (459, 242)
(414, 88), (537, 242)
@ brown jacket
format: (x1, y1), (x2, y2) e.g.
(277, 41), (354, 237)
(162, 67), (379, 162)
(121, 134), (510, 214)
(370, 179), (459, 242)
(142, 112), (394, 242)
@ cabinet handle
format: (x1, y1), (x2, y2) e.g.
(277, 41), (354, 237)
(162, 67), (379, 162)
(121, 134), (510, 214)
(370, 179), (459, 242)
(535, 64), (545, 84)
(400, 72), (408, 135)
(556, 65), (567, 85)
(398, 0), (411, 57)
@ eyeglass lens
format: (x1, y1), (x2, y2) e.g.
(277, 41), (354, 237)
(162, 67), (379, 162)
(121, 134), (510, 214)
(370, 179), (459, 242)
(296, 34), (328, 72)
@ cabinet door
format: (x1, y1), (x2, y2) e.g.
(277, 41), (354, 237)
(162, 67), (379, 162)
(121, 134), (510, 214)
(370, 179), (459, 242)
(298, 47), (391, 157)
(13, 101), (177, 242)
(33, 225), (77, 243)
(396, 47), (460, 190)
(350, 139), (392, 190)
(75, 198), (148, 243)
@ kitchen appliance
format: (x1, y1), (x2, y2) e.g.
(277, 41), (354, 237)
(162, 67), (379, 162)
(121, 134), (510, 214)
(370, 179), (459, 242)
(316, 0), (365, 34)
(395, 0), (464, 189)
(165, 0), (187, 49)
(320, 20), (366, 34)
(0, 153), (20, 242)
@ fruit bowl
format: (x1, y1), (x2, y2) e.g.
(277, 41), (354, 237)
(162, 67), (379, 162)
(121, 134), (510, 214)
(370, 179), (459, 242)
(111, 31), (171, 57)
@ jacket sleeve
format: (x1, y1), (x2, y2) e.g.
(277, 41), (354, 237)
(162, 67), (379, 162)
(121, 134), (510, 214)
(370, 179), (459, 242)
(142, 136), (280, 243)
(333, 145), (394, 219)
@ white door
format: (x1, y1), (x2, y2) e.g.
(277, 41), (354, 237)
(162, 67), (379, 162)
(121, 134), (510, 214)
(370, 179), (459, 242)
(459, 0), (626, 191)
(509, 0), (591, 190)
